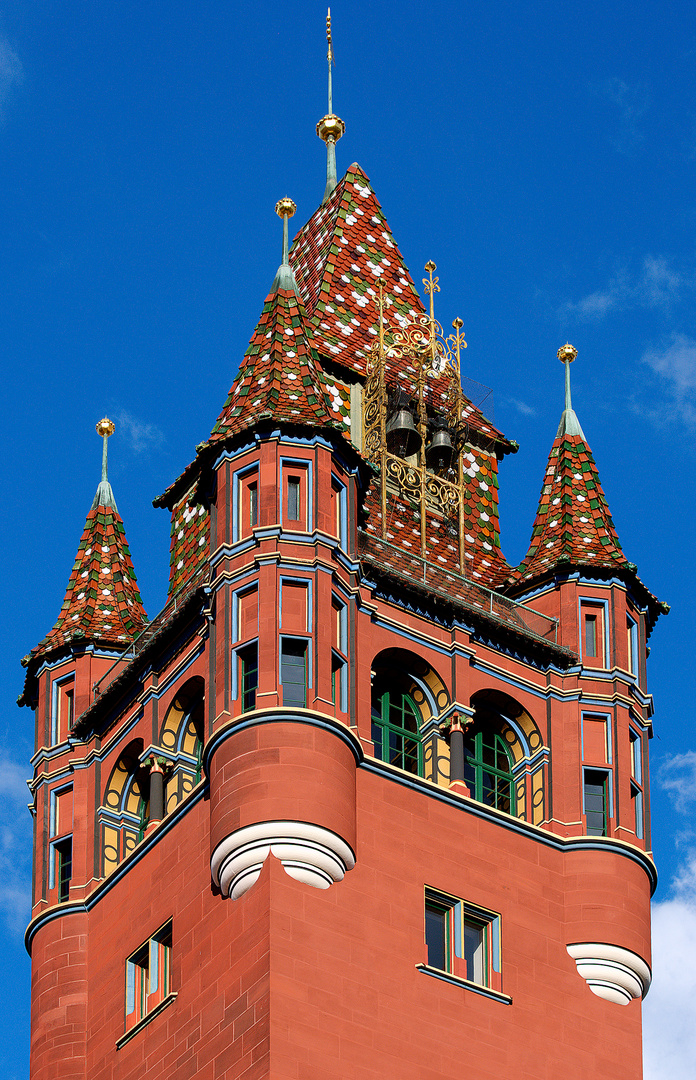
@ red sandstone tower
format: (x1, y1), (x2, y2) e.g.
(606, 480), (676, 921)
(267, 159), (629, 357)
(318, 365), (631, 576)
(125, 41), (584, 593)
(20, 26), (665, 1080)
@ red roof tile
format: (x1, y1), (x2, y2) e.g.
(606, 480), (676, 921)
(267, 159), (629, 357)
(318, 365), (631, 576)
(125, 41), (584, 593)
(31, 501), (148, 660)
(518, 429), (628, 581)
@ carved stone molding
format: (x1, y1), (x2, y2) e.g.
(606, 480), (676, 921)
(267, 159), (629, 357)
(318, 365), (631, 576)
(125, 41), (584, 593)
(566, 942), (652, 1005)
(211, 820), (356, 900)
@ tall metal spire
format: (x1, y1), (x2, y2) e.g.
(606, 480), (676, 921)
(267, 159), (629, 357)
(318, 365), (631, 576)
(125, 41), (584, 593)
(316, 8), (345, 204)
(271, 197), (299, 294)
(556, 344), (586, 439)
(91, 417), (118, 511)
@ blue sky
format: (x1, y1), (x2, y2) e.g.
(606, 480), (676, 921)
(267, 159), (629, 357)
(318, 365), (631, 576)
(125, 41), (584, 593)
(1, 2), (695, 1075)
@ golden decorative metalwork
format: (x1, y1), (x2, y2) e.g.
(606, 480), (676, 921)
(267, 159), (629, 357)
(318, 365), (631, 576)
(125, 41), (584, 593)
(275, 197), (297, 219)
(96, 417), (115, 438)
(558, 342), (577, 364)
(363, 264), (474, 571)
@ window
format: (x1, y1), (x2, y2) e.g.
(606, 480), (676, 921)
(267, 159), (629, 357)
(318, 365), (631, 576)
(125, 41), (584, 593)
(281, 639), (307, 707)
(423, 889), (502, 993)
(281, 460), (310, 531)
(580, 601), (606, 668)
(331, 477), (348, 549)
(584, 769), (608, 836)
(125, 922), (173, 1032)
(629, 728), (644, 839)
(49, 786), (73, 901)
(51, 673), (75, 745)
(239, 644), (258, 712)
(371, 682), (422, 775)
(236, 467), (260, 541)
(463, 727), (515, 814)
(627, 616), (638, 678)
(582, 714), (609, 765)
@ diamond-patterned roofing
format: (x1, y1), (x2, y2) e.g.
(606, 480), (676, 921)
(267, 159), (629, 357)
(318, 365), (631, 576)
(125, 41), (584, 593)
(209, 285), (333, 442)
(31, 500), (147, 659)
(518, 429), (628, 581)
(291, 163), (512, 450)
(167, 489), (210, 598)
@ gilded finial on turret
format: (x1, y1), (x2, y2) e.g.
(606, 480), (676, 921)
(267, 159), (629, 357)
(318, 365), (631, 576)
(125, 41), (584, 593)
(271, 198), (299, 295)
(317, 8), (345, 204)
(556, 344), (585, 439)
(91, 417), (118, 511)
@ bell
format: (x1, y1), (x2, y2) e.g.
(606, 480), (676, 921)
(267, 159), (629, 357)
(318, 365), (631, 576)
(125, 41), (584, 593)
(386, 409), (420, 458)
(426, 428), (453, 473)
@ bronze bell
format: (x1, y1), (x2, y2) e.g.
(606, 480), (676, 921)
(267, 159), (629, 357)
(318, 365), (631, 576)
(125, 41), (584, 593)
(386, 409), (420, 458)
(425, 428), (453, 473)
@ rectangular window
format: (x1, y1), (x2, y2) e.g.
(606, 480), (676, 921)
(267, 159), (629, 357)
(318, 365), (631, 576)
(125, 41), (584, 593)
(580, 602), (606, 668)
(280, 579), (309, 633)
(423, 889), (502, 992)
(237, 467), (260, 541)
(627, 616), (638, 677)
(54, 837), (72, 903)
(281, 639), (307, 707)
(584, 769), (608, 836)
(282, 461), (310, 531)
(287, 477), (300, 521)
(125, 922), (173, 1032)
(51, 673), (76, 745)
(629, 728), (644, 839)
(331, 477), (347, 549)
(239, 644), (258, 712)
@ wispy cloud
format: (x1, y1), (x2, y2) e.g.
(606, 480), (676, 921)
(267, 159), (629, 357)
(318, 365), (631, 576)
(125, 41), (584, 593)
(114, 410), (166, 455)
(562, 256), (685, 321)
(644, 753), (696, 1078)
(638, 334), (696, 430)
(502, 396), (536, 418)
(0, 755), (32, 935)
(594, 77), (650, 154)
(0, 35), (23, 123)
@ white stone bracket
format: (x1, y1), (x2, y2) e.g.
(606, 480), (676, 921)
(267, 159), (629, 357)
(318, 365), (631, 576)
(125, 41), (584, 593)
(567, 942), (652, 1005)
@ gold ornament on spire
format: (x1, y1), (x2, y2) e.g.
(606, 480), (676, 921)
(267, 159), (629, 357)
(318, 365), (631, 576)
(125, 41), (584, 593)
(317, 7), (345, 202)
(96, 417), (115, 438)
(557, 343), (577, 364)
(275, 197), (297, 219)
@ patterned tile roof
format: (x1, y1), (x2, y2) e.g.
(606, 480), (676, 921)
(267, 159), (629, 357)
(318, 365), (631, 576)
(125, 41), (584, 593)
(167, 488), (210, 598)
(30, 499), (148, 660)
(363, 476), (514, 592)
(209, 285), (333, 442)
(518, 427), (628, 581)
(291, 163), (512, 451)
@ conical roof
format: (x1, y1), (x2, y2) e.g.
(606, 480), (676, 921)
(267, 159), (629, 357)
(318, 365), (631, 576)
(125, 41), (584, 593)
(29, 423), (147, 660)
(518, 350), (628, 581)
(209, 284), (332, 443)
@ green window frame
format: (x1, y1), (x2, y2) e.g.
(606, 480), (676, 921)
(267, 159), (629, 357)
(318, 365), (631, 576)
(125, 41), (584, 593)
(371, 686), (423, 775)
(584, 769), (608, 836)
(281, 639), (307, 707)
(239, 643), (259, 712)
(424, 888), (502, 990)
(463, 728), (515, 814)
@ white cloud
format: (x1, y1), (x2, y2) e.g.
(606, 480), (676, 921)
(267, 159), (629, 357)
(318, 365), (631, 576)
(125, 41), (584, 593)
(0, 35), (23, 122)
(640, 335), (696, 429)
(0, 755), (32, 935)
(563, 256), (684, 321)
(656, 750), (696, 815)
(643, 855), (696, 1079)
(115, 410), (166, 454)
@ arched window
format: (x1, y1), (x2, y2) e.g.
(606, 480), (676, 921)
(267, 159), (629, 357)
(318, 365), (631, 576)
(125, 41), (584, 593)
(463, 726), (515, 815)
(371, 679), (423, 775)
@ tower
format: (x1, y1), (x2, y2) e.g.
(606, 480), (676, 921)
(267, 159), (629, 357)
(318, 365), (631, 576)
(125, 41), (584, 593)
(21, 20), (664, 1079)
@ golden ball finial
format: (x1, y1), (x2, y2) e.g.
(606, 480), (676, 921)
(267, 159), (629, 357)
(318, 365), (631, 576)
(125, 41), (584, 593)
(557, 343), (578, 364)
(96, 417), (115, 438)
(275, 197), (297, 219)
(316, 114), (345, 144)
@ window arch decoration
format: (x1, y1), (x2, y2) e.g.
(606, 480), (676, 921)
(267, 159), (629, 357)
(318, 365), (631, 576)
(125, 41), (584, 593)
(370, 649), (451, 785)
(159, 677), (205, 816)
(467, 690), (546, 824)
(100, 739), (149, 877)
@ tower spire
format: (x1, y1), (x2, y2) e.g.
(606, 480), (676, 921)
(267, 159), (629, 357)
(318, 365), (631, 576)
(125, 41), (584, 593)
(316, 8), (345, 204)
(91, 417), (118, 511)
(555, 343), (586, 440)
(271, 197), (299, 294)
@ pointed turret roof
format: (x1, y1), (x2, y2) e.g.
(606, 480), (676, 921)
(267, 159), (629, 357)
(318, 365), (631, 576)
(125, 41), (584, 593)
(209, 198), (333, 444)
(29, 420), (147, 661)
(518, 347), (629, 581)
